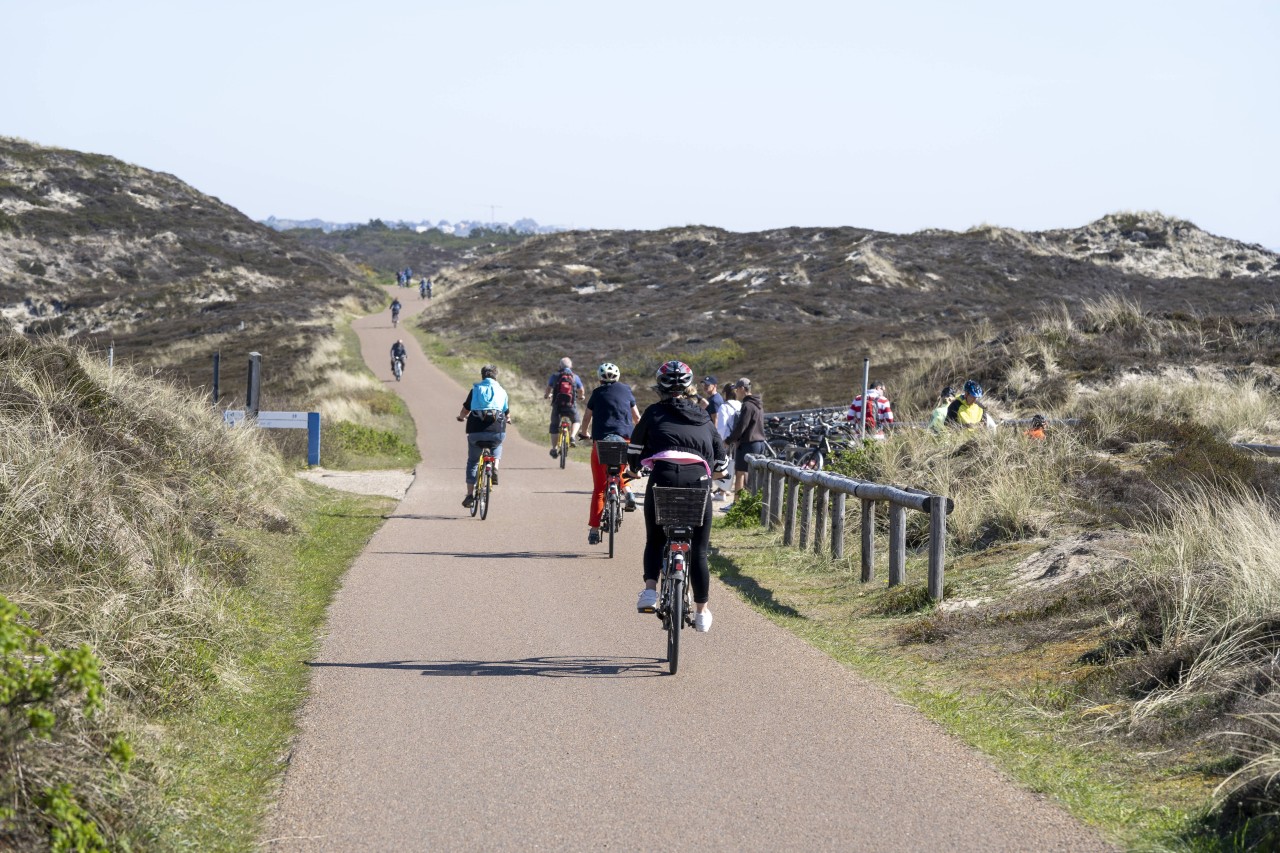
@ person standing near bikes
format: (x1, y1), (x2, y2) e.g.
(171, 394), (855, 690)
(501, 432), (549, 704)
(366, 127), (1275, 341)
(389, 339), (407, 376)
(456, 365), (510, 508)
(721, 378), (765, 510)
(847, 379), (895, 439)
(545, 357), (585, 457)
(578, 362), (641, 546)
(628, 361), (728, 632)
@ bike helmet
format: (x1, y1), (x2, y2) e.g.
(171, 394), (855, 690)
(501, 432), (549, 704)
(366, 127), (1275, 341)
(940, 385), (956, 399)
(655, 360), (694, 395)
(598, 362), (620, 383)
(481, 364), (498, 379)
(964, 379), (984, 398)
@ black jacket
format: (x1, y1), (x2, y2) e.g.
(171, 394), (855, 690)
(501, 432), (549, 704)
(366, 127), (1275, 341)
(727, 394), (765, 444)
(628, 397), (727, 472)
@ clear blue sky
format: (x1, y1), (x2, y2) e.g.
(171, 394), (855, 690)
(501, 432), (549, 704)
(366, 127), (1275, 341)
(3, 0), (1277, 246)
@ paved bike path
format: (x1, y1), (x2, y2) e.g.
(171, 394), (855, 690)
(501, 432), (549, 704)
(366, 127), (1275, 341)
(267, 291), (1111, 851)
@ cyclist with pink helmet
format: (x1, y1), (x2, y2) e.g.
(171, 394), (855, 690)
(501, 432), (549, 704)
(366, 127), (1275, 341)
(627, 360), (728, 633)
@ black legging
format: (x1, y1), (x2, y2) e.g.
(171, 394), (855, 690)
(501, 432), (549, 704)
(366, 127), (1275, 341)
(643, 461), (713, 604)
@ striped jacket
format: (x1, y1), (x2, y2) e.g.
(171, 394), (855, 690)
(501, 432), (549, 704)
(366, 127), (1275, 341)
(846, 391), (894, 432)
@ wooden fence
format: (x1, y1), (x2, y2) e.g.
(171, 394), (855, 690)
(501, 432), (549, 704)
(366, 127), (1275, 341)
(744, 455), (954, 601)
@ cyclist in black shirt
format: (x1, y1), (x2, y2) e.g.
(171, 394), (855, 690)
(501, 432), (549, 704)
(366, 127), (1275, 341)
(628, 360), (728, 633)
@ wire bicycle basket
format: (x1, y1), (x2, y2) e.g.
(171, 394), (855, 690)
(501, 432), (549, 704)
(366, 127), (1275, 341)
(596, 440), (630, 467)
(651, 487), (709, 527)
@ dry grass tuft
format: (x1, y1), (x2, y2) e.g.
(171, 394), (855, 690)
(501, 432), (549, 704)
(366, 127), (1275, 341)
(0, 334), (297, 846)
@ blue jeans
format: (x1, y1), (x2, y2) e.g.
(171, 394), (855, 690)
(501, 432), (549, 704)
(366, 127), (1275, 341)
(466, 431), (504, 486)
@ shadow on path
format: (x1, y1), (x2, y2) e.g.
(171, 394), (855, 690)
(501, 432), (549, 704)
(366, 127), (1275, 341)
(307, 655), (664, 678)
(710, 552), (806, 620)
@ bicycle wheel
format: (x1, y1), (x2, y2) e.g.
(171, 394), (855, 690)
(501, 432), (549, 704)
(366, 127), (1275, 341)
(607, 494), (617, 558)
(666, 572), (684, 675)
(469, 481), (480, 518)
(393, 359), (402, 381)
(559, 428), (569, 469)
(478, 463), (491, 520)
(796, 449), (823, 470)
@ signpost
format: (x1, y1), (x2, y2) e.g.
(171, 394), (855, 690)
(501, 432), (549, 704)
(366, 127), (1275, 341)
(225, 410), (321, 466)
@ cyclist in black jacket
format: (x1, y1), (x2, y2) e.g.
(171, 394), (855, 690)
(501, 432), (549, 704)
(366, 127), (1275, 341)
(628, 360), (728, 633)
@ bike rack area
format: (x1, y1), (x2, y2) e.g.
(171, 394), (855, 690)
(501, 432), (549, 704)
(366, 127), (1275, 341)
(744, 455), (954, 601)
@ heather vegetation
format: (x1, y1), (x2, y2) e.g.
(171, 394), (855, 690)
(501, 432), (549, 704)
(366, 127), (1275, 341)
(0, 336), (386, 850)
(719, 293), (1280, 847)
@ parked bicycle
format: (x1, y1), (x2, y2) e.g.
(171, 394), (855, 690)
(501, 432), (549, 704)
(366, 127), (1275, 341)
(470, 441), (498, 520)
(650, 486), (708, 674)
(596, 440), (631, 558)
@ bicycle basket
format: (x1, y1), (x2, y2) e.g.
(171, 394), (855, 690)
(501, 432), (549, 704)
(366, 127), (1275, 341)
(596, 440), (630, 467)
(651, 487), (708, 527)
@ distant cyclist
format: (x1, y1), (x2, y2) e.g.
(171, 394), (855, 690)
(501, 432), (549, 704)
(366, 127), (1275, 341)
(578, 362), (641, 545)
(419, 278), (428, 299)
(456, 365), (510, 508)
(628, 360), (728, 633)
(946, 380), (987, 429)
(847, 380), (895, 439)
(390, 339), (407, 375)
(389, 297), (402, 326)
(545, 357), (585, 457)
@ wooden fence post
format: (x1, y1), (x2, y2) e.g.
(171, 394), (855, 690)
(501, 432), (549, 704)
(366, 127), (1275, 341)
(800, 482), (814, 548)
(783, 477), (799, 546)
(929, 496), (947, 601)
(888, 503), (906, 587)
(860, 499), (876, 583)
(831, 492), (846, 560)
(814, 487), (829, 554)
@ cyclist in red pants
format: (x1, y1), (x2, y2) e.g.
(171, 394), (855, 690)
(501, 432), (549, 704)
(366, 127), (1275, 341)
(578, 362), (641, 545)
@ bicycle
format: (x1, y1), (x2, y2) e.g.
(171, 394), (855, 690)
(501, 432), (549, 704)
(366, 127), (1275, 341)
(650, 486), (708, 675)
(596, 440), (631, 558)
(391, 311), (400, 328)
(470, 441), (498, 520)
(555, 414), (572, 469)
(392, 355), (404, 382)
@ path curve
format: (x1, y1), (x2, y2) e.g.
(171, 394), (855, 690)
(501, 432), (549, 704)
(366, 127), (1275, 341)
(267, 290), (1112, 851)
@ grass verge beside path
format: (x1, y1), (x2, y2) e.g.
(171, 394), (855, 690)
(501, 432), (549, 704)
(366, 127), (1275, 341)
(710, 522), (1220, 851)
(141, 485), (392, 850)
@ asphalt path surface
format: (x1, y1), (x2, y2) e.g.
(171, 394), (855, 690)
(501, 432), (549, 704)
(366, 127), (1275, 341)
(267, 292), (1112, 851)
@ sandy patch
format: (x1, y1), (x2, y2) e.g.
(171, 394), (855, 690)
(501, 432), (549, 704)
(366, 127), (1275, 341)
(297, 467), (414, 500)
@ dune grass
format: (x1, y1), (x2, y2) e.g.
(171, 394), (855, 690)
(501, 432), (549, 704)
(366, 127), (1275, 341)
(0, 335), (391, 850)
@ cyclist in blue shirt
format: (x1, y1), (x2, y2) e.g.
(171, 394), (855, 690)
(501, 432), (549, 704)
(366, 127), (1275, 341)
(456, 365), (510, 508)
(578, 362), (641, 545)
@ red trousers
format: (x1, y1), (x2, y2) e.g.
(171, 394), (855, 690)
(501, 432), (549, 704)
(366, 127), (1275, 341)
(588, 441), (634, 528)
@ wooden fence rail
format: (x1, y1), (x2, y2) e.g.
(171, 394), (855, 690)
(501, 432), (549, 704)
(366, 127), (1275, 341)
(744, 455), (954, 601)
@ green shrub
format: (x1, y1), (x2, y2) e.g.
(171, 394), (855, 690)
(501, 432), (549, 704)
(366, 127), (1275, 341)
(721, 489), (763, 528)
(1, 595), (119, 853)
(330, 420), (416, 458)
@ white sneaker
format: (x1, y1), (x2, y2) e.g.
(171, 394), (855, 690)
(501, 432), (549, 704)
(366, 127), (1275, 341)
(711, 490), (726, 502)
(636, 589), (658, 613)
(695, 609), (713, 633)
